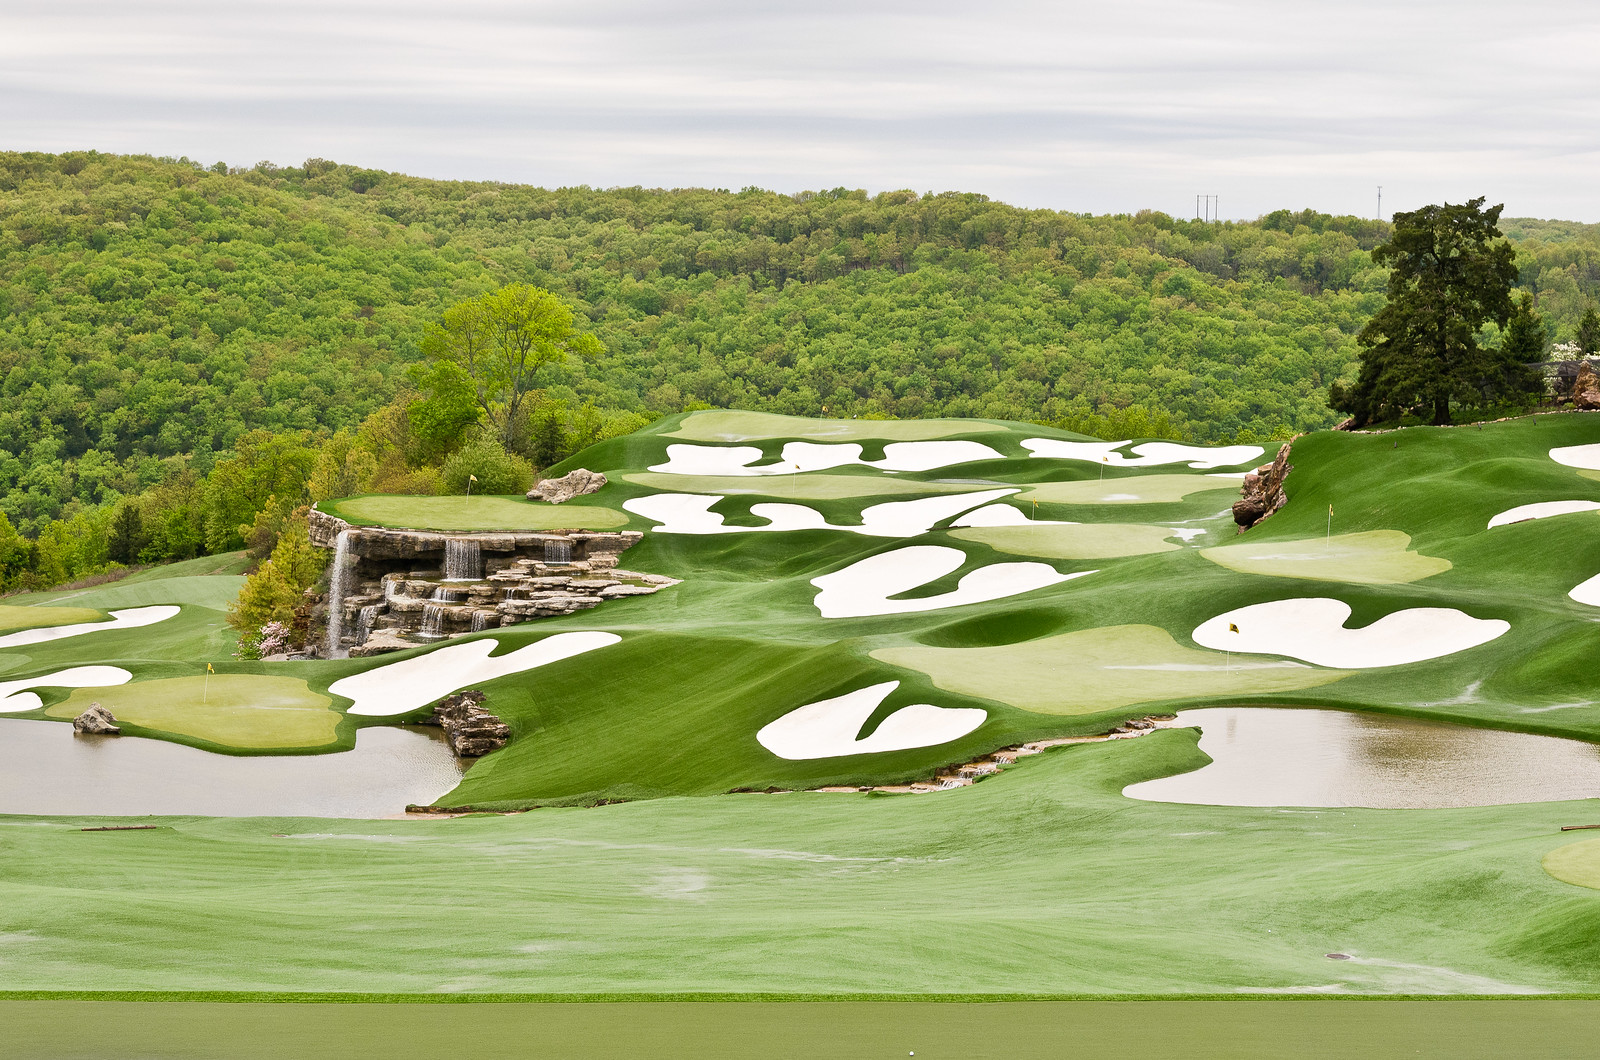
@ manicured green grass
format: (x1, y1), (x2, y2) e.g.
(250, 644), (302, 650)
(3, 999), (1599, 1060)
(1543, 838), (1600, 890)
(623, 471), (987, 499)
(44, 676), (339, 750)
(0, 605), (103, 633)
(1200, 529), (1451, 584)
(1016, 474), (1241, 504)
(949, 521), (1181, 559)
(323, 495), (629, 531)
(665, 409), (1008, 442)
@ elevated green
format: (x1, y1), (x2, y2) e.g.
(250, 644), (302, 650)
(1201, 530), (1451, 584)
(323, 495), (629, 531)
(45, 675), (338, 750)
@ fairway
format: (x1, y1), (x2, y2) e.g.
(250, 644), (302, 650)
(2, 999), (1598, 1060)
(623, 470), (984, 499)
(665, 409), (998, 442)
(0, 605), (103, 633)
(324, 494), (630, 531)
(45, 675), (339, 749)
(1201, 529), (1451, 584)
(1016, 474), (1241, 505)
(949, 521), (1182, 559)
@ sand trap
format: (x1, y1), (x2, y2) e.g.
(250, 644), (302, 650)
(756, 680), (987, 759)
(0, 665), (133, 713)
(331, 632), (621, 717)
(874, 624), (1346, 715)
(0, 605), (179, 650)
(811, 545), (1090, 618)
(624, 489), (1015, 538)
(1486, 500), (1600, 528)
(1550, 443), (1600, 471)
(1570, 573), (1600, 606)
(1201, 530), (1450, 585)
(1023, 439), (1264, 469)
(1192, 598), (1508, 668)
(649, 440), (1005, 477)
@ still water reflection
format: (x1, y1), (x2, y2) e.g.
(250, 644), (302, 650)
(1123, 707), (1600, 809)
(0, 719), (466, 818)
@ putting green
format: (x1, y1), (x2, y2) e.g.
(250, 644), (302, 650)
(1200, 530), (1451, 585)
(949, 522), (1181, 560)
(324, 495), (628, 531)
(1542, 837), (1600, 890)
(46, 675), (340, 749)
(0, 605), (104, 633)
(623, 471), (986, 500)
(666, 410), (996, 442)
(1017, 475), (1240, 505)
(874, 624), (1349, 715)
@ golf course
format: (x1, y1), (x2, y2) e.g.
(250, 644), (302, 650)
(6, 409), (1600, 1051)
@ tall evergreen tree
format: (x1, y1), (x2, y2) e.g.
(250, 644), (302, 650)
(1579, 308), (1600, 356)
(1331, 197), (1518, 426)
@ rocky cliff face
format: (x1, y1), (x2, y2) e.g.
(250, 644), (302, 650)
(1574, 362), (1600, 411)
(530, 468), (607, 504)
(1232, 442), (1293, 532)
(420, 690), (510, 757)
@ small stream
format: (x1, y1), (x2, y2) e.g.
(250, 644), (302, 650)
(1123, 707), (1600, 809)
(0, 720), (466, 818)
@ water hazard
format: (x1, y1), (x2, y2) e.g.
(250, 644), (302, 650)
(0, 720), (466, 818)
(1124, 707), (1600, 809)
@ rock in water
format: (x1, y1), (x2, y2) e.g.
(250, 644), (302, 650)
(423, 690), (511, 757)
(1233, 442), (1294, 532)
(1574, 362), (1600, 410)
(529, 469), (607, 504)
(73, 703), (121, 735)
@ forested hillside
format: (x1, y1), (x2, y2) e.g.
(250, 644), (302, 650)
(1, 150), (1598, 588)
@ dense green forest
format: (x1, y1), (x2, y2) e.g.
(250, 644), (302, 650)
(2, 149), (1598, 593)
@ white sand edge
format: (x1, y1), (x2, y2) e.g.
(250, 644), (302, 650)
(0, 605), (181, 650)
(756, 680), (986, 759)
(1193, 598), (1508, 668)
(0, 665), (134, 713)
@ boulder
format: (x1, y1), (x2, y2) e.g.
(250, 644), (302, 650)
(424, 690), (511, 757)
(1233, 442), (1294, 532)
(1574, 362), (1600, 410)
(73, 703), (120, 735)
(530, 469), (607, 504)
(348, 630), (414, 657)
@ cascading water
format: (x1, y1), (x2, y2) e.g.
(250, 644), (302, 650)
(383, 575), (399, 602)
(324, 530), (351, 659)
(420, 604), (447, 640)
(443, 538), (482, 581)
(430, 586), (466, 603)
(543, 538), (572, 566)
(356, 605), (380, 645)
(471, 611), (492, 633)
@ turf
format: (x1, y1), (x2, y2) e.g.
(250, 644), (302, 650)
(3, 999), (1598, 1060)
(1015, 474), (1242, 505)
(44, 676), (339, 750)
(1200, 529), (1451, 584)
(949, 521), (1182, 559)
(664, 409), (1009, 442)
(1543, 838), (1600, 890)
(323, 495), (629, 531)
(622, 471), (986, 499)
(0, 605), (104, 633)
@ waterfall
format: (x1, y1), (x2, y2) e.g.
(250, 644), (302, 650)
(502, 587), (518, 601)
(543, 537), (572, 566)
(430, 586), (466, 604)
(443, 538), (482, 581)
(420, 604), (447, 639)
(471, 611), (492, 633)
(383, 575), (399, 602)
(356, 605), (380, 645)
(324, 530), (351, 658)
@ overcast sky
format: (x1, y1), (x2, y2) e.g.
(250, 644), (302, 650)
(3, 0), (1596, 220)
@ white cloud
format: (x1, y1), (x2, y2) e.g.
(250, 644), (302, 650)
(2, 0), (1596, 219)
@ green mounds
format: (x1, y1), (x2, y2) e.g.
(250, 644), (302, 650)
(0, 605), (104, 634)
(45, 676), (339, 750)
(874, 624), (1348, 715)
(1543, 838), (1600, 890)
(1201, 530), (1451, 585)
(1017, 475), (1240, 505)
(623, 471), (984, 500)
(665, 409), (996, 442)
(324, 495), (628, 531)
(949, 522), (1181, 560)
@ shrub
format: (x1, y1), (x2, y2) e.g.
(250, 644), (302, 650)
(441, 435), (534, 495)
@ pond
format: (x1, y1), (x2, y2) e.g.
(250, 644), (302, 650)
(0, 719), (466, 818)
(1123, 707), (1600, 809)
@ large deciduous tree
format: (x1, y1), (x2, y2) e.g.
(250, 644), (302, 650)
(420, 284), (603, 449)
(1330, 197), (1519, 426)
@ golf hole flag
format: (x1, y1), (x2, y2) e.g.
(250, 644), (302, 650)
(1228, 623), (1239, 634)
(206, 663), (214, 673)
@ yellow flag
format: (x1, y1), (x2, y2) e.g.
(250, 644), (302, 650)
(206, 663), (215, 673)
(1228, 623), (1239, 634)
(469, 474), (479, 482)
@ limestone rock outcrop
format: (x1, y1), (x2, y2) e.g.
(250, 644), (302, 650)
(1574, 362), (1600, 410)
(1233, 442), (1293, 532)
(422, 690), (510, 757)
(529, 469), (607, 504)
(73, 703), (120, 735)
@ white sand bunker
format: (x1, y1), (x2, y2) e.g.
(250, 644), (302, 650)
(756, 680), (986, 760)
(625, 489), (1016, 538)
(331, 632), (621, 717)
(1551, 443), (1600, 471)
(0, 665), (133, 713)
(0, 605), (180, 650)
(811, 545), (1091, 618)
(1486, 500), (1600, 528)
(1022, 438), (1264, 469)
(1571, 574), (1600, 607)
(649, 440), (1004, 477)
(1193, 598), (1508, 668)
